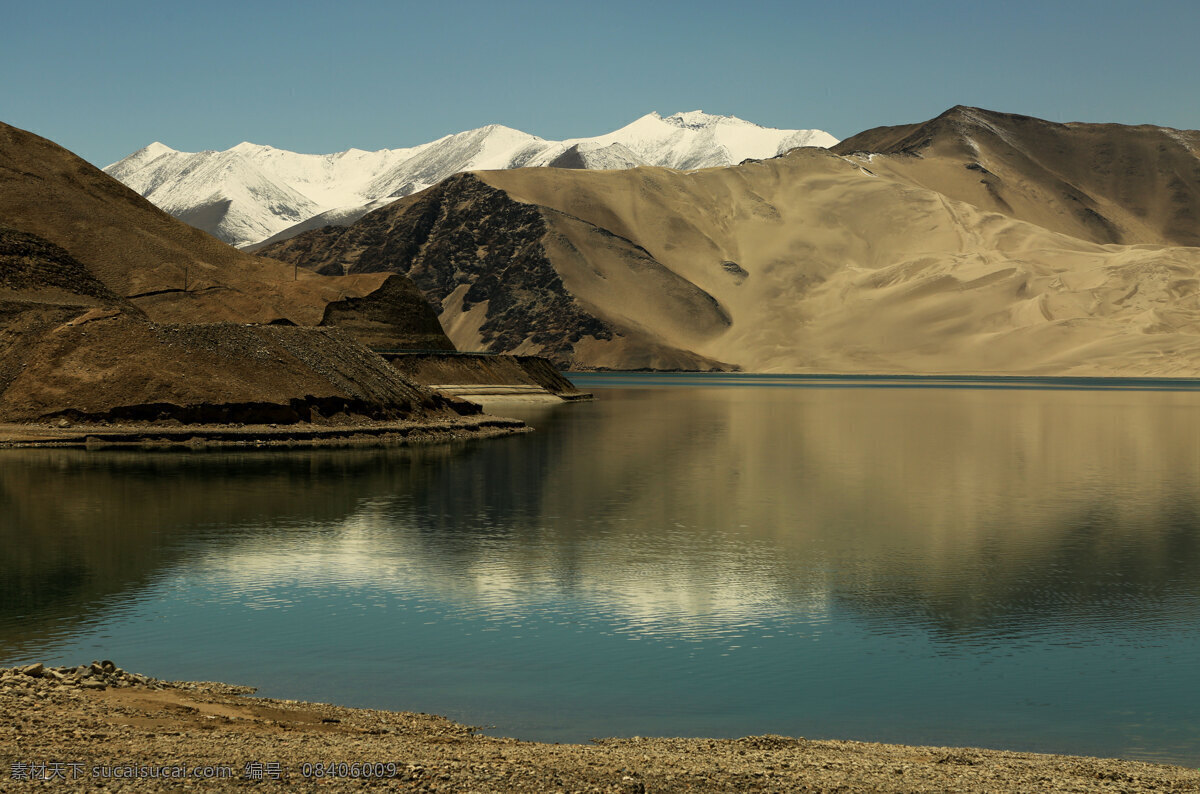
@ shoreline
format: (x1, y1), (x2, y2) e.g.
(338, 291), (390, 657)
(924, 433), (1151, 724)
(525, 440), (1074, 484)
(0, 415), (529, 449)
(568, 371), (1200, 389)
(2, 664), (1197, 792)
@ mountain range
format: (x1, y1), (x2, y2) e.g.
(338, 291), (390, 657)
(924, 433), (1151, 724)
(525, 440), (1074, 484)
(260, 107), (1200, 375)
(103, 112), (838, 249)
(9, 106), (1200, 382)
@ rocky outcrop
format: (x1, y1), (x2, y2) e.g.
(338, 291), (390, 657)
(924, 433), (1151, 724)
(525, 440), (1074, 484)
(260, 174), (733, 370)
(0, 661), (177, 692)
(263, 174), (614, 361)
(318, 274), (455, 351)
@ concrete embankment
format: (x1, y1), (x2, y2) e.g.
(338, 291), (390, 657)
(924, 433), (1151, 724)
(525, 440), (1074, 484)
(383, 352), (592, 402)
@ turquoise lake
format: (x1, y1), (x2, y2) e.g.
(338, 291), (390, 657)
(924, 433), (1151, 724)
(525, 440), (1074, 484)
(2, 373), (1199, 766)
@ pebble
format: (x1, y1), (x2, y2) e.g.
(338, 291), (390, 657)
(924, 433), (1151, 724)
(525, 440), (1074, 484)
(2, 661), (1197, 793)
(1, 661), (160, 692)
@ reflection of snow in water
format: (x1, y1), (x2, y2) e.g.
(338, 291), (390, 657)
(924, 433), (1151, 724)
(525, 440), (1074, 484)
(188, 505), (832, 641)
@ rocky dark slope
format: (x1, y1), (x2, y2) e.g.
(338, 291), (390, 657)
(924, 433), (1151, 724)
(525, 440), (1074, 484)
(832, 106), (1200, 247)
(0, 227), (132, 309)
(261, 173), (731, 369)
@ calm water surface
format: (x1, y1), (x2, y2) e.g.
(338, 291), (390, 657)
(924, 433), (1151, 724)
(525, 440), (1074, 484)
(2, 374), (1200, 765)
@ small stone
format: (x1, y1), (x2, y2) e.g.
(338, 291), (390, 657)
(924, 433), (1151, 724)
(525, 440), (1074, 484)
(20, 663), (44, 678)
(101, 660), (116, 673)
(80, 680), (106, 690)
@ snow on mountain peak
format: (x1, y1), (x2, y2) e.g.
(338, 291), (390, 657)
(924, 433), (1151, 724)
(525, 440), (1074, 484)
(143, 141), (176, 156)
(105, 112), (839, 248)
(104, 141), (176, 173)
(230, 141), (274, 154)
(663, 110), (729, 129)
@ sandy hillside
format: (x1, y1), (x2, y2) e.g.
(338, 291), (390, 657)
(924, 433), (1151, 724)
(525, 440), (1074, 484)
(832, 106), (1200, 248)
(481, 146), (1200, 374)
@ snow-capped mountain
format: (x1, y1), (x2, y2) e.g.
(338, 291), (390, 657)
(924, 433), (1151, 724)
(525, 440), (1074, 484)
(105, 112), (838, 248)
(545, 111), (837, 170)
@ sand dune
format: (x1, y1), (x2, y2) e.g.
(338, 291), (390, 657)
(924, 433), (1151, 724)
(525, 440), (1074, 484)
(482, 146), (1200, 374)
(833, 106), (1200, 248)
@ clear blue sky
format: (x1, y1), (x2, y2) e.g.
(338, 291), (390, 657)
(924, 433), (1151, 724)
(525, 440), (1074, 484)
(5, 0), (1198, 167)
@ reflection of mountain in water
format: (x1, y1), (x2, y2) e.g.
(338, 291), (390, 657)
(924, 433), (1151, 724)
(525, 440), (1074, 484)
(0, 445), (472, 656)
(5, 385), (1200, 658)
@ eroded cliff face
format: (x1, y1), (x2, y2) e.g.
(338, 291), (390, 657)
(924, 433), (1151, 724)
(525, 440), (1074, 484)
(261, 174), (733, 370)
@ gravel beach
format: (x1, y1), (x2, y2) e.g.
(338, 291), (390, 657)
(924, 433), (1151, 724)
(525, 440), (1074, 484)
(2, 663), (1198, 792)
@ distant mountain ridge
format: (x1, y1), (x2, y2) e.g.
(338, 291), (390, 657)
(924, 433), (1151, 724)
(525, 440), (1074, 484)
(260, 108), (1200, 376)
(104, 112), (838, 248)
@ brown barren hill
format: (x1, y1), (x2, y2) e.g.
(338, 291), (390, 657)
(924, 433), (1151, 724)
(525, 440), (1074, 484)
(266, 127), (1200, 376)
(0, 120), (453, 350)
(832, 106), (1200, 247)
(0, 316), (458, 424)
(0, 228), (468, 426)
(0, 124), (484, 430)
(0, 227), (136, 405)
